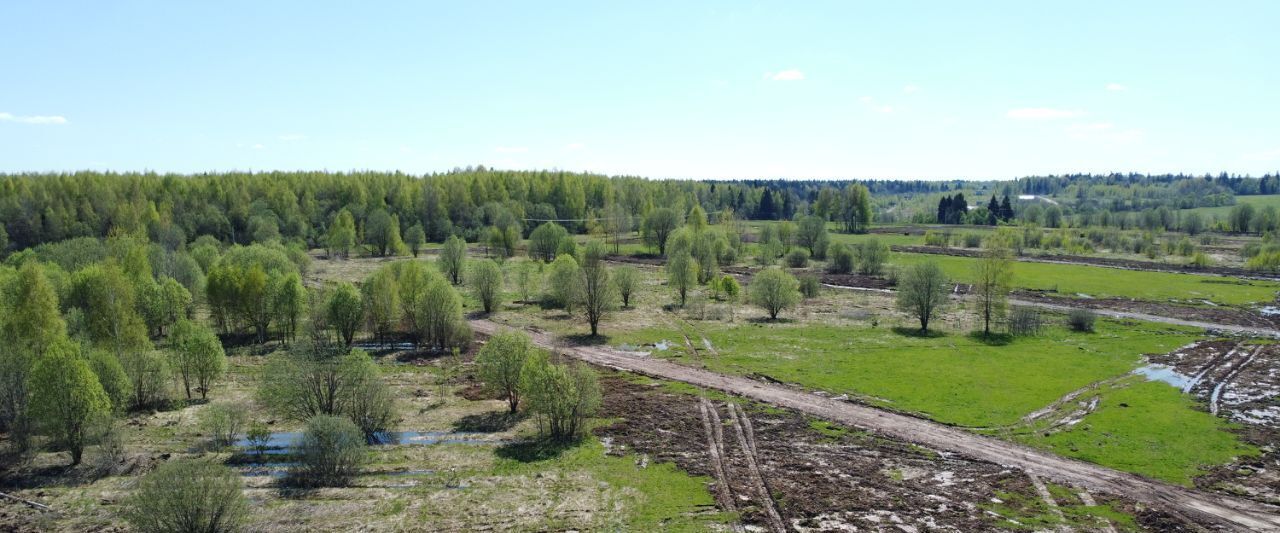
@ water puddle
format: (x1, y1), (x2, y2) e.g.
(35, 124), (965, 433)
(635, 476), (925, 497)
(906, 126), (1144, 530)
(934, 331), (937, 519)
(233, 430), (504, 455)
(1134, 364), (1194, 389)
(1260, 306), (1280, 316)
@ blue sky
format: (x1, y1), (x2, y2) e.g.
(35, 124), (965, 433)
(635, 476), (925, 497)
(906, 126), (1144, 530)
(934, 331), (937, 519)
(2, 1), (1278, 180)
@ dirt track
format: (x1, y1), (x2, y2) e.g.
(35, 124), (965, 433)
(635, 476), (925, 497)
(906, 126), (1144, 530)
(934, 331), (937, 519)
(471, 319), (1280, 532)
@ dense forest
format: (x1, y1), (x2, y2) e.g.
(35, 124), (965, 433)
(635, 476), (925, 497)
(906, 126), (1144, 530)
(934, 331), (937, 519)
(2, 170), (1280, 256)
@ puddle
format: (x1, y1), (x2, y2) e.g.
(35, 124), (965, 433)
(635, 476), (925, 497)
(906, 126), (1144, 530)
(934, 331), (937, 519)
(1260, 306), (1280, 316)
(653, 340), (673, 351)
(1134, 364), (1193, 389)
(234, 430), (503, 455)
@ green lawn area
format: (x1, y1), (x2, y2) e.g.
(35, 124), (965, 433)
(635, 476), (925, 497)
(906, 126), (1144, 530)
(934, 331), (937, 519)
(1179, 194), (1280, 220)
(616, 319), (1198, 428)
(1019, 379), (1258, 485)
(614, 317), (1256, 485)
(891, 252), (1280, 305)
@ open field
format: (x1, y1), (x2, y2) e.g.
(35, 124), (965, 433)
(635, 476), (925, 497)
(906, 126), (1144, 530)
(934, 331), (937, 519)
(1181, 194), (1280, 220)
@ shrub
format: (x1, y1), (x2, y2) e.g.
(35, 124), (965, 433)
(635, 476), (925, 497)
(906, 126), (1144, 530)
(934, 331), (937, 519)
(924, 231), (951, 248)
(1067, 309), (1096, 333)
(828, 244), (854, 274)
(1007, 307), (1044, 337)
(749, 267), (801, 320)
(520, 355), (601, 441)
(719, 275), (741, 302)
(857, 238), (890, 276)
(123, 459), (247, 533)
(785, 249), (810, 268)
(1190, 251), (1213, 268)
(798, 274), (821, 298)
(962, 233), (983, 248)
(294, 415), (367, 487)
(246, 422), (271, 458)
(201, 403), (246, 448)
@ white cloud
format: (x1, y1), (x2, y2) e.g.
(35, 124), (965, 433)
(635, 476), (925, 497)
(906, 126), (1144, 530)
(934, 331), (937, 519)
(252, 143), (265, 150)
(1006, 107), (1083, 120)
(856, 96), (893, 113)
(1066, 122), (1114, 133)
(903, 84), (920, 93)
(0, 112), (68, 125)
(494, 146), (529, 153)
(767, 69), (805, 81)
(565, 142), (585, 150)
(278, 133), (307, 141)
(1106, 83), (1127, 91)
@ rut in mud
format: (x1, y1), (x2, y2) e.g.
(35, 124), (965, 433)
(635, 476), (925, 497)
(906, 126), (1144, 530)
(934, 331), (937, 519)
(474, 319), (1280, 531)
(595, 376), (1169, 531)
(1146, 341), (1280, 506)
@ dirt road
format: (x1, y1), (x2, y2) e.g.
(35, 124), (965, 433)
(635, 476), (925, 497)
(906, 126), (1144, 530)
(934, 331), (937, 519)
(471, 319), (1280, 532)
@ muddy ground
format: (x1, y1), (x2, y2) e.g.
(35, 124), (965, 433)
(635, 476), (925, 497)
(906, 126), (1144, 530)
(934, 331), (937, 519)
(1145, 341), (1280, 506)
(593, 375), (1191, 532)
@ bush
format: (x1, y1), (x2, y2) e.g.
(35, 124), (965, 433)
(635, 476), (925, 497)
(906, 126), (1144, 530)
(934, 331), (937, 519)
(1190, 251), (1213, 268)
(749, 267), (801, 320)
(520, 355), (601, 441)
(294, 415), (367, 487)
(719, 275), (741, 302)
(798, 274), (820, 298)
(245, 422), (271, 458)
(784, 248), (810, 268)
(962, 233), (983, 248)
(924, 231), (950, 247)
(1067, 309), (1096, 333)
(857, 238), (890, 276)
(828, 244), (854, 274)
(1007, 307), (1044, 337)
(123, 459), (247, 533)
(201, 403), (246, 448)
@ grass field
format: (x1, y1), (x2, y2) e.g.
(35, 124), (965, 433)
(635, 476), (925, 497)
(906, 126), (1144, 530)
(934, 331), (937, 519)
(612, 316), (1259, 485)
(1179, 194), (1280, 220)
(1018, 379), (1258, 485)
(891, 251), (1280, 305)
(615, 319), (1197, 428)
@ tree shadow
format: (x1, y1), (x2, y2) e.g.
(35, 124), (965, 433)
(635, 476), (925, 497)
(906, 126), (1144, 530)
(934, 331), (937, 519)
(494, 438), (580, 463)
(746, 316), (796, 324)
(452, 411), (525, 433)
(890, 326), (946, 338)
(967, 331), (1014, 346)
(563, 333), (610, 346)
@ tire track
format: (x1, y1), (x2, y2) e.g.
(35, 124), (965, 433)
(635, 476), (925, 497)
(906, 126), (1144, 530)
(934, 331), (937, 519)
(1211, 345), (1264, 415)
(725, 402), (786, 532)
(472, 319), (1280, 532)
(698, 397), (744, 532)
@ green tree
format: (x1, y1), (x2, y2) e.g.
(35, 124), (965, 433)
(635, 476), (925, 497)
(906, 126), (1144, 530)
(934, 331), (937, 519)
(123, 459), (248, 533)
(748, 267), (801, 320)
(418, 278), (470, 351)
(439, 234), (467, 285)
(579, 241), (617, 336)
(327, 283), (364, 347)
(857, 238), (890, 275)
(841, 183), (873, 233)
(170, 320), (227, 400)
(476, 331), (533, 412)
(28, 341), (110, 464)
(327, 209), (357, 259)
(405, 223), (427, 257)
(272, 272), (306, 344)
(796, 215), (830, 259)
(120, 349), (170, 410)
(613, 266), (639, 308)
(294, 415), (367, 487)
(973, 239), (1014, 335)
(546, 254), (583, 312)
(361, 269), (400, 347)
(686, 205), (708, 232)
(666, 251), (698, 305)
(70, 263), (152, 357)
(469, 259), (504, 314)
(363, 208), (401, 256)
(642, 208), (681, 255)
(87, 349), (131, 413)
(528, 222), (568, 263)
(896, 261), (950, 333)
(520, 355), (601, 441)
(516, 261), (540, 304)
(3, 262), (68, 355)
